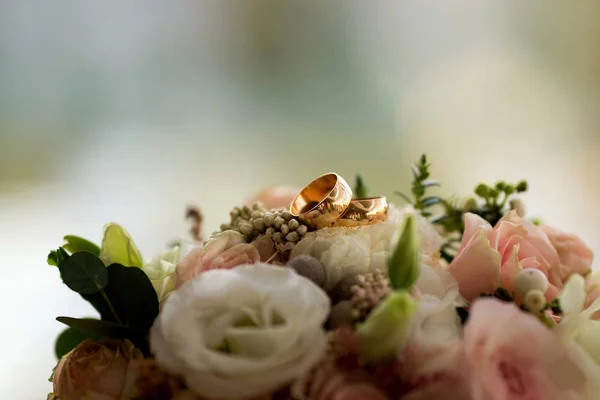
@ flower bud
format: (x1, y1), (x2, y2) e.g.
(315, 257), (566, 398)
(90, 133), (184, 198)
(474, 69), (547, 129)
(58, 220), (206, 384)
(514, 268), (548, 297)
(288, 255), (326, 287)
(474, 183), (490, 198)
(523, 289), (546, 313)
(387, 214), (420, 290)
(286, 232), (300, 243)
(288, 219), (300, 230)
(274, 217), (285, 229)
(509, 198), (526, 218)
(357, 291), (417, 365)
(296, 225), (308, 236)
(280, 224), (290, 235)
(263, 214), (275, 227)
(253, 218), (265, 230)
(239, 223), (254, 236)
(516, 180), (528, 192)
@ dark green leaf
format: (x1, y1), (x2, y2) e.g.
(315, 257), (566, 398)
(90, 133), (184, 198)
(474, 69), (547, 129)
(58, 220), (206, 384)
(103, 264), (159, 330)
(354, 175), (368, 199)
(55, 326), (98, 359)
(47, 248), (69, 267)
(63, 235), (101, 256)
(56, 317), (131, 337)
(59, 251), (108, 294)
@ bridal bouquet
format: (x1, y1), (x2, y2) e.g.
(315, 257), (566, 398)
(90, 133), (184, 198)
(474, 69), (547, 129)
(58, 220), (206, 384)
(47, 155), (599, 400)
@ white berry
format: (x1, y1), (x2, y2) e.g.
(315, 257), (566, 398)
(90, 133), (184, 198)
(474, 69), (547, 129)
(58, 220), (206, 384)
(514, 268), (548, 297)
(523, 289), (546, 313)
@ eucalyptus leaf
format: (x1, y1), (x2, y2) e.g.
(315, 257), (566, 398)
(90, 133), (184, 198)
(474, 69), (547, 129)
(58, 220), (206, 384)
(59, 251), (109, 294)
(102, 264), (159, 330)
(63, 235), (100, 256)
(55, 326), (98, 359)
(99, 223), (143, 268)
(56, 317), (131, 337)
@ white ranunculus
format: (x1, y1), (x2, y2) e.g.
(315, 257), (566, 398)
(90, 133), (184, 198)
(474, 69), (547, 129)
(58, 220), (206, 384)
(557, 274), (600, 399)
(150, 263), (331, 400)
(142, 246), (179, 303)
(290, 204), (443, 290)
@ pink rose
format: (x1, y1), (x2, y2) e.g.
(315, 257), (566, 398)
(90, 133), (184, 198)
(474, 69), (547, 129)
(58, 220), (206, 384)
(176, 231), (260, 286)
(463, 298), (585, 400)
(246, 185), (301, 210)
(540, 225), (593, 281)
(52, 339), (143, 400)
(448, 211), (563, 301)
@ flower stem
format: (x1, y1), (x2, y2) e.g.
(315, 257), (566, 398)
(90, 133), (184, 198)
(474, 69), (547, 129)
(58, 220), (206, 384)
(98, 286), (123, 325)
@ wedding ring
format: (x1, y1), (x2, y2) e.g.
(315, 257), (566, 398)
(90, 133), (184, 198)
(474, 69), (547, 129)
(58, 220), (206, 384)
(289, 173), (353, 229)
(332, 197), (389, 227)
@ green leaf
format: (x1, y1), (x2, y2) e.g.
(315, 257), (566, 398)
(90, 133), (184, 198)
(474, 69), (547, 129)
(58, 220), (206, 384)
(420, 179), (440, 189)
(56, 317), (131, 337)
(357, 291), (417, 365)
(58, 251), (109, 294)
(103, 264), (159, 330)
(354, 175), (368, 199)
(63, 235), (100, 256)
(47, 248), (69, 267)
(54, 326), (98, 359)
(421, 196), (443, 208)
(388, 214), (420, 290)
(99, 223), (143, 268)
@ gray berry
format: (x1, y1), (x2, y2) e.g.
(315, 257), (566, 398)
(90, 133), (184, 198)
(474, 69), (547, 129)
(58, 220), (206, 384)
(285, 232), (300, 242)
(251, 211), (262, 220)
(272, 232), (283, 243)
(220, 223), (231, 231)
(331, 275), (359, 303)
(280, 224), (290, 235)
(282, 210), (293, 221)
(274, 216), (285, 229)
(265, 227), (275, 237)
(327, 300), (355, 329)
(296, 225), (308, 236)
(288, 255), (326, 287)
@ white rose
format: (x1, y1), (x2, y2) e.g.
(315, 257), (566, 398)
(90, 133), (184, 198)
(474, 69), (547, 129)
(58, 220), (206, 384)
(557, 274), (600, 399)
(410, 257), (463, 346)
(150, 263), (330, 400)
(290, 204), (443, 290)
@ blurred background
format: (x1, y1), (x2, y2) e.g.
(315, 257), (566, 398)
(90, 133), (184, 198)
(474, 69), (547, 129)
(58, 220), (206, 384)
(1, 1), (599, 397)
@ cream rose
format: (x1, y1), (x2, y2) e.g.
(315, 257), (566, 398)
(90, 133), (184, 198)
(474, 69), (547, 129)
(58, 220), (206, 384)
(150, 263), (331, 400)
(290, 205), (442, 290)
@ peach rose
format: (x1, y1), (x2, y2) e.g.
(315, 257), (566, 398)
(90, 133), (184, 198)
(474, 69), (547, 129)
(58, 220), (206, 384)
(52, 339), (143, 400)
(464, 299), (585, 400)
(448, 211), (564, 301)
(540, 225), (593, 281)
(246, 185), (301, 210)
(176, 230), (260, 287)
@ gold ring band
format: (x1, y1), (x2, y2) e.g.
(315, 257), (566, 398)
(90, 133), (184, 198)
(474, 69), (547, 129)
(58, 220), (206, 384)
(289, 173), (353, 229)
(332, 196), (389, 227)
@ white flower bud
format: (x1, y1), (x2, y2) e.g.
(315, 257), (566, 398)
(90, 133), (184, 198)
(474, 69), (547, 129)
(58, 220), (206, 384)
(239, 223), (254, 235)
(286, 232), (300, 243)
(523, 289), (546, 313)
(288, 219), (300, 230)
(253, 218), (265, 231)
(510, 199), (526, 218)
(280, 224), (290, 235)
(281, 211), (293, 221)
(514, 268), (548, 297)
(296, 225), (308, 236)
(263, 214), (274, 227)
(274, 217), (285, 229)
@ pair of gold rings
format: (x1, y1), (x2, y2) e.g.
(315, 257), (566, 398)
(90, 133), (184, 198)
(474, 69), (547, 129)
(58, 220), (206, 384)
(289, 173), (388, 229)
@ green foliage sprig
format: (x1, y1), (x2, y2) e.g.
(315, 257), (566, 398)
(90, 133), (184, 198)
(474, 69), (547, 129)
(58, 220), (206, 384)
(48, 233), (158, 357)
(354, 174), (368, 199)
(397, 155), (529, 263)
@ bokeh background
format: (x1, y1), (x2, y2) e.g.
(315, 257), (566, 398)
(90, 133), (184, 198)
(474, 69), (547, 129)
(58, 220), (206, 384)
(1, 1), (599, 398)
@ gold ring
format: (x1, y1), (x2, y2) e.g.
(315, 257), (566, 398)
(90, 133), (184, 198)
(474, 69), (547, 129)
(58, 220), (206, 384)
(332, 197), (388, 227)
(289, 173), (353, 229)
